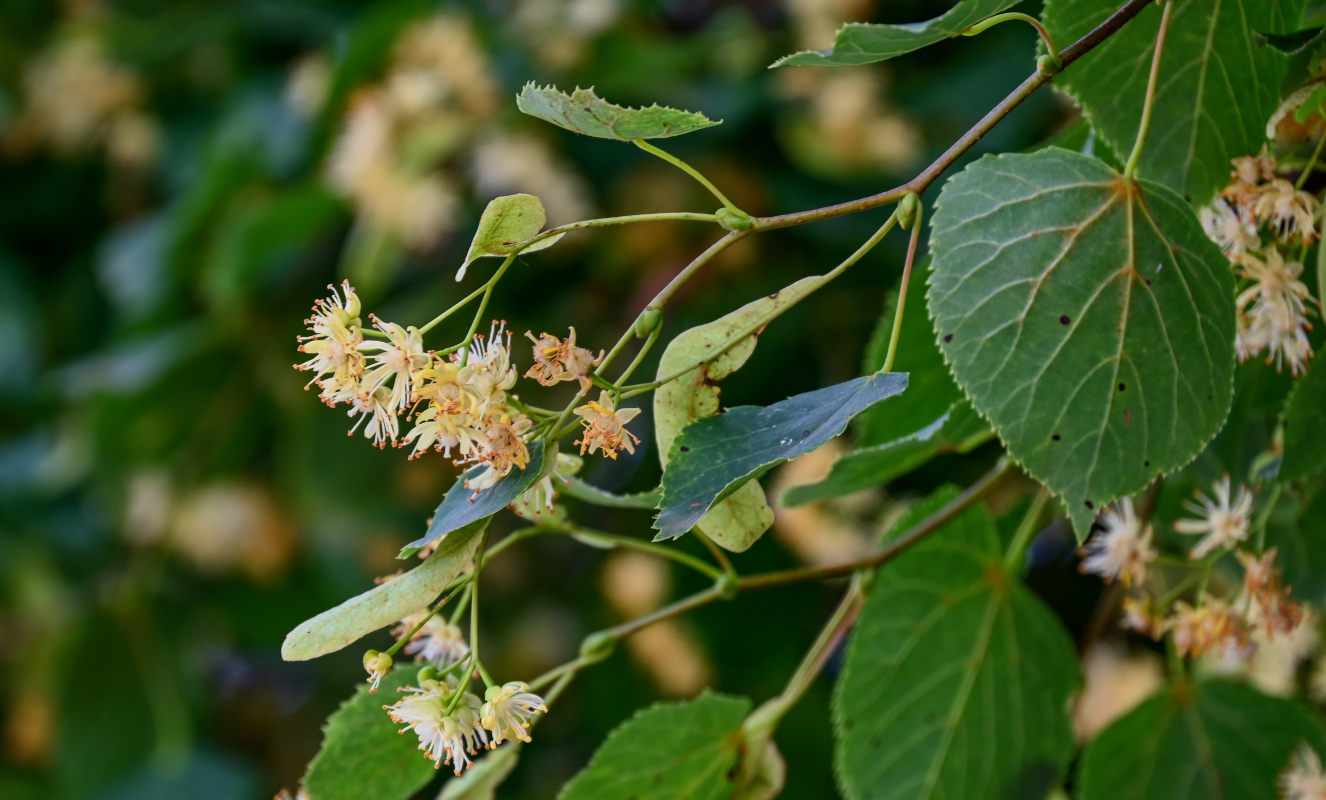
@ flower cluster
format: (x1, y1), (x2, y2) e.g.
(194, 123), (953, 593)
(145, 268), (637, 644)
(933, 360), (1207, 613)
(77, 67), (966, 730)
(1200, 149), (1321, 375)
(1080, 478), (1308, 663)
(386, 675), (546, 773)
(393, 612), (471, 668)
(1282, 742), (1326, 800)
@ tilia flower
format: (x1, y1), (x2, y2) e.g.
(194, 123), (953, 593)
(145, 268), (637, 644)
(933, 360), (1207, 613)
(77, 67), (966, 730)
(386, 678), (489, 773)
(1236, 247), (1316, 375)
(1254, 178), (1320, 241)
(394, 613), (470, 666)
(1166, 595), (1253, 659)
(574, 392), (642, 460)
(1173, 476), (1253, 559)
(1079, 497), (1156, 587)
(480, 681), (547, 746)
(294, 280), (364, 404)
(1280, 742), (1326, 800)
(1236, 549), (1304, 636)
(524, 327), (604, 393)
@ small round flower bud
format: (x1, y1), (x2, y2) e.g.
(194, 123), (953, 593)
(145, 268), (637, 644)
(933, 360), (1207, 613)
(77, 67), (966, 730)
(633, 309), (663, 339)
(715, 207), (753, 232)
(1036, 53), (1061, 76)
(362, 649), (393, 692)
(897, 193), (921, 230)
(715, 571), (739, 600)
(579, 631), (617, 661)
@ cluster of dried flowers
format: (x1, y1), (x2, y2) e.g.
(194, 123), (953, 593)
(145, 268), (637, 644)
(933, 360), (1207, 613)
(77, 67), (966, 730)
(1080, 477), (1309, 668)
(1200, 149), (1321, 375)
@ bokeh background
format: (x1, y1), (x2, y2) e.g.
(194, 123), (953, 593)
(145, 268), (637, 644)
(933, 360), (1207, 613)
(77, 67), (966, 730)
(0, 1), (1078, 797)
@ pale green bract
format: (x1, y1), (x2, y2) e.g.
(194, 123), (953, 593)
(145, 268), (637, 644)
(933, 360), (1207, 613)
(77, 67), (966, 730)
(516, 83), (720, 140)
(928, 147), (1235, 539)
(772, 0), (1023, 67)
(458, 193), (564, 280)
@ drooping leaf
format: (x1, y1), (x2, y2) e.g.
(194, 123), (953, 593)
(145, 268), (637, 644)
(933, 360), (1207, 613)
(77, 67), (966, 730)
(1280, 361), (1326, 483)
(304, 665), (436, 800)
(559, 692), (752, 800)
(1043, 0), (1304, 203)
(1077, 680), (1326, 800)
(929, 148), (1235, 539)
(516, 83), (720, 141)
(654, 274), (838, 550)
(457, 194), (563, 280)
(858, 258), (970, 447)
(399, 442), (547, 558)
(560, 477), (661, 509)
(656, 372), (908, 538)
(437, 744), (520, 800)
(772, 0), (1023, 67)
(780, 411), (949, 507)
(834, 505), (1079, 800)
(282, 520), (485, 661)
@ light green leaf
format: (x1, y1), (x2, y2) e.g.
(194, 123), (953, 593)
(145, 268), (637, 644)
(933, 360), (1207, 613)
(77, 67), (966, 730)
(1078, 680), (1326, 800)
(516, 83), (720, 141)
(656, 372), (908, 536)
(1043, 0), (1304, 203)
(929, 148), (1235, 539)
(458, 194), (563, 280)
(654, 275), (838, 550)
(772, 0), (1023, 67)
(304, 665), (436, 800)
(559, 692), (752, 800)
(281, 520), (484, 661)
(437, 744), (520, 800)
(834, 505), (1079, 800)
(399, 442), (547, 558)
(1280, 361), (1326, 483)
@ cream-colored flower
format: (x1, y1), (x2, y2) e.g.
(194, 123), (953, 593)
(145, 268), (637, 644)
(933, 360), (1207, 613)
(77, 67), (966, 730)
(346, 385), (400, 448)
(1236, 549), (1305, 636)
(295, 280), (364, 404)
(1173, 476), (1253, 559)
(459, 321), (518, 411)
(1167, 595), (1253, 659)
(1280, 742), (1326, 800)
(1255, 178), (1320, 241)
(574, 392), (642, 460)
(480, 681), (547, 746)
(362, 649), (393, 693)
(1079, 498), (1156, 587)
(358, 318), (430, 420)
(1121, 595), (1163, 639)
(386, 679), (489, 773)
(524, 327), (603, 393)
(1236, 248), (1316, 375)
(394, 613), (470, 667)
(1199, 197), (1259, 260)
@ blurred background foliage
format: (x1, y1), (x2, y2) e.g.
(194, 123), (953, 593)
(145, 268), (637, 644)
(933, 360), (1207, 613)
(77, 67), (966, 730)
(0, 0), (1080, 797)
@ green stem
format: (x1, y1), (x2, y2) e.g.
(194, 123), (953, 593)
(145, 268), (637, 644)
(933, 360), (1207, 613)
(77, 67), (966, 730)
(962, 12), (1062, 67)
(621, 209), (901, 399)
(698, 533), (737, 578)
(881, 206), (924, 373)
(561, 523), (725, 581)
(417, 281), (490, 335)
(614, 323), (660, 388)
(528, 654), (600, 693)
(750, 0), (1153, 231)
(1122, 0), (1173, 179)
(1004, 488), (1051, 569)
(770, 576), (864, 714)
(594, 584), (728, 642)
(383, 582), (468, 658)
(1254, 483), (1283, 551)
(634, 139), (739, 211)
(1297, 134), (1326, 190)
(519, 211), (719, 251)
(457, 255), (516, 366)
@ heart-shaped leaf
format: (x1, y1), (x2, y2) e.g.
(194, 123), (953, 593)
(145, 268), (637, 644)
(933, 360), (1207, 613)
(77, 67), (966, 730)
(929, 148), (1235, 538)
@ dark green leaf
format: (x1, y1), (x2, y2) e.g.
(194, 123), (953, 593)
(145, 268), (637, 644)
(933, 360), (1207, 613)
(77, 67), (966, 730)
(304, 665), (436, 800)
(780, 412), (948, 507)
(859, 258), (968, 447)
(1043, 0), (1303, 202)
(516, 83), (720, 140)
(559, 692), (752, 800)
(929, 148), (1235, 538)
(458, 194), (563, 280)
(1280, 361), (1326, 483)
(1264, 487), (1326, 605)
(399, 442), (547, 558)
(656, 372), (908, 538)
(282, 520), (485, 661)
(1078, 680), (1326, 800)
(655, 276), (838, 550)
(438, 744), (520, 800)
(772, 0), (1023, 67)
(834, 505), (1079, 800)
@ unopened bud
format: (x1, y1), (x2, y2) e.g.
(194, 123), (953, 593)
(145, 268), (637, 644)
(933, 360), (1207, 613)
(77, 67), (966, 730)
(579, 631), (617, 661)
(897, 193), (921, 230)
(633, 308), (663, 339)
(715, 207), (753, 232)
